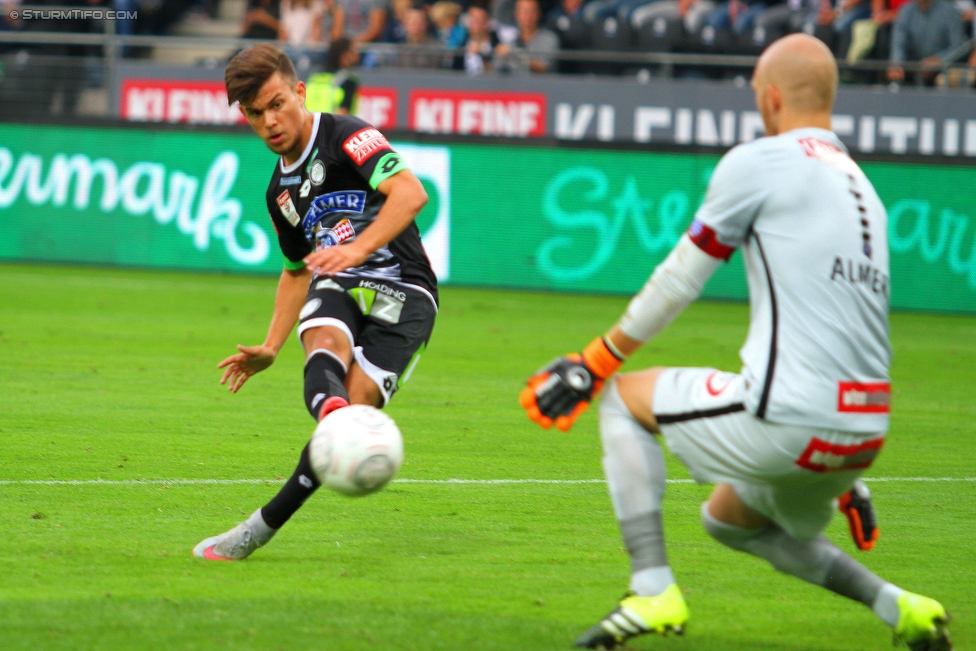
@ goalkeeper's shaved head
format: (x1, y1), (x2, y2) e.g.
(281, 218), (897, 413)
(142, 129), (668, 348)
(752, 34), (838, 136)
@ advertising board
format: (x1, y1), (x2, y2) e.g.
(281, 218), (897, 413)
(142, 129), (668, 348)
(1, 122), (973, 312)
(113, 64), (976, 157)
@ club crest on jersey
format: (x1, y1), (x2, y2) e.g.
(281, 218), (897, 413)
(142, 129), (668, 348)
(280, 175), (301, 186)
(342, 127), (391, 165)
(276, 190), (300, 227)
(314, 218), (356, 249)
(310, 159), (326, 186)
(303, 190), (367, 231)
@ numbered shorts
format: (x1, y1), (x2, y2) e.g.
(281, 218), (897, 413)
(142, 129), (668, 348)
(652, 367), (886, 541)
(296, 275), (437, 406)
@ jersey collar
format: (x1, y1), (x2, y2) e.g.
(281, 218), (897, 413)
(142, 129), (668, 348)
(279, 112), (321, 175)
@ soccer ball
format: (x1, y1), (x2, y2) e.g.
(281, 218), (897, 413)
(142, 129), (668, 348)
(308, 404), (404, 496)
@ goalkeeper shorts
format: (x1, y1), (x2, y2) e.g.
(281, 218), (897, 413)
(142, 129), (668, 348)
(652, 367), (886, 541)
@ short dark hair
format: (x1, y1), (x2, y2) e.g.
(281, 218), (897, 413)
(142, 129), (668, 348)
(326, 37), (354, 73)
(225, 44), (297, 106)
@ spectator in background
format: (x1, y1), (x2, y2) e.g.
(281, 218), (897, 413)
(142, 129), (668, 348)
(1, 0), (22, 42)
(430, 1), (468, 47)
(827, 0), (872, 35)
(392, 8), (446, 67)
(242, 0), (282, 39)
(382, 0), (412, 42)
(335, 0), (389, 42)
(628, 0), (717, 36)
(306, 36), (360, 113)
(702, 0), (770, 38)
(494, 0), (518, 29)
(496, 0), (559, 72)
(629, 0), (717, 36)
(545, 0), (584, 23)
(887, 0), (966, 82)
(279, 0), (326, 67)
(751, 0), (825, 37)
(460, 1), (500, 73)
(871, 0), (913, 22)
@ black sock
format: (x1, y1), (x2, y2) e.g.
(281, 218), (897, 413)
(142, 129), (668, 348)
(304, 350), (350, 420)
(261, 442), (321, 529)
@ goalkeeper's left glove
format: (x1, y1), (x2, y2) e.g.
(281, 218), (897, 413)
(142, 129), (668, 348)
(838, 479), (880, 551)
(520, 337), (624, 432)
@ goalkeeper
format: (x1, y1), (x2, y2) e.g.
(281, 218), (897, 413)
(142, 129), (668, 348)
(521, 34), (951, 651)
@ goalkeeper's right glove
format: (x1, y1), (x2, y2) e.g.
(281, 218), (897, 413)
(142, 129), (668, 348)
(520, 337), (624, 432)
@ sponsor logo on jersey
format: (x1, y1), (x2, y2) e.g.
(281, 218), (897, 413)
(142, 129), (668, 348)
(314, 218), (356, 249)
(358, 279), (407, 302)
(347, 281), (406, 324)
(342, 127), (391, 165)
(837, 381), (891, 413)
(280, 175), (301, 186)
(704, 371), (734, 396)
(276, 190), (301, 227)
(795, 436), (885, 473)
(310, 159), (326, 185)
(303, 190), (367, 231)
(299, 179), (311, 198)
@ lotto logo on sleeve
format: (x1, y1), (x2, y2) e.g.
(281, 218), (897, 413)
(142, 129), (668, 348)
(837, 382), (891, 413)
(342, 128), (392, 165)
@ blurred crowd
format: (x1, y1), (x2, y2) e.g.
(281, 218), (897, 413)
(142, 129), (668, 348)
(1, 0), (975, 82)
(240, 0), (976, 81)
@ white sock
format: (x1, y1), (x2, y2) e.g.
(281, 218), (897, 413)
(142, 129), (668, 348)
(872, 583), (905, 628)
(631, 565), (677, 597)
(247, 508), (277, 546)
(600, 379), (675, 595)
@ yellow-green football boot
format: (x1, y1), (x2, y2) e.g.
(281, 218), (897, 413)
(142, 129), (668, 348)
(894, 592), (952, 651)
(574, 584), (688, 649)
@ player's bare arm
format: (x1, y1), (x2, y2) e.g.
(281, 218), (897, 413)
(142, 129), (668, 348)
(303, 169), (428, 275)
(218, 265), (313, 392)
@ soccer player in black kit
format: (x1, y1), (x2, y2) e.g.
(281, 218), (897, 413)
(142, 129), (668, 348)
(193, 44), (437, 561)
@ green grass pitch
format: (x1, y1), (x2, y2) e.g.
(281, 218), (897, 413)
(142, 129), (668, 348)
(0, 262), (973, 651)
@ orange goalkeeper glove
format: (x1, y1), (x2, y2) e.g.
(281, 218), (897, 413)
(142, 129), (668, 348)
(520, 337), (624, 432)
(838, 479), (879, 551)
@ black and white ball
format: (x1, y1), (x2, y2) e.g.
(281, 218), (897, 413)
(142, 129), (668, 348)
(309, 405), (403, 496)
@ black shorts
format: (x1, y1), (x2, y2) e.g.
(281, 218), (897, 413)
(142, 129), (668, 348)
(296, 275), (437, 406)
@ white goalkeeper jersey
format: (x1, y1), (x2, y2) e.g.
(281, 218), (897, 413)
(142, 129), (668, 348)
(689, 128), (891, 433)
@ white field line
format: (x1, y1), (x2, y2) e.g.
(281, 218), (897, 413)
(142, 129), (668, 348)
(0, 477), (973, 487)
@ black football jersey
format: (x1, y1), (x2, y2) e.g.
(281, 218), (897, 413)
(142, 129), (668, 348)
(265, 112), (438, 301)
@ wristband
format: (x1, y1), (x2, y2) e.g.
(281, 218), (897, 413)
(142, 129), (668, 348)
(581, 336), (625, 380)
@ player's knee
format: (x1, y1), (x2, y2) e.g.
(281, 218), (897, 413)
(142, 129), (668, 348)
(612, 369), (664, 432)
(700, 502), (762, 552)
(599, 377), (628, 418)
(300, 326), (352, 361)
(599, 378), (642, 441)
